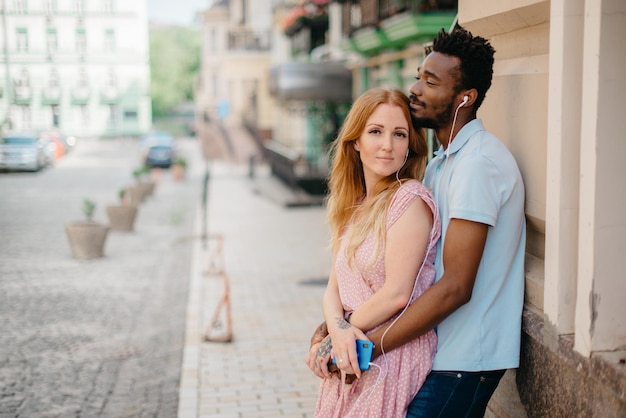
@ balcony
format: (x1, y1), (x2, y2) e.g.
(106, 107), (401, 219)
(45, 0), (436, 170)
(227, 28), (270, 51)
(268, 62), (352, 103)
(13, 85), (32, 105)
(41, 86), (62, 105)
(72, 86), (90, 105)
(100, 86), (119, 104)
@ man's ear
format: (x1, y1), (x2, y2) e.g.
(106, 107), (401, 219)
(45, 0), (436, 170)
(462, 89), (479, 108)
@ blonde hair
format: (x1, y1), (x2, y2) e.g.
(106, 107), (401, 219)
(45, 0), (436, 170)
(326, 88), (428, 261)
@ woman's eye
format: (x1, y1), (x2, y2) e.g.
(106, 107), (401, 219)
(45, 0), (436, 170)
(368, 129), (381, 135)
(395, 132), (407, 138)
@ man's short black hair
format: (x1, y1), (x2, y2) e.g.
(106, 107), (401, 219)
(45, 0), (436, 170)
(432, 26), (495, 110)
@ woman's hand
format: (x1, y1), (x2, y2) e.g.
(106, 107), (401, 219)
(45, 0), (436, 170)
(328, 316), (369, 378)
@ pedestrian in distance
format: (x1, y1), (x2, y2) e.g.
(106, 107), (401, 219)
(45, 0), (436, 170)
(306, 87), (441, 417)
(308, 26), (527, 418)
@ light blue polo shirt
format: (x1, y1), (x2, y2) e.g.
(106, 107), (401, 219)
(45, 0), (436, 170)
(424, 119), (526, 371)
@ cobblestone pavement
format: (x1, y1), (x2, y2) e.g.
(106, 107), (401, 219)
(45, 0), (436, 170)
(0, 137), (202, 417)
(178, 161), (329, 418)
(1, 125), (332, 418)
(178, 122), (331, 417)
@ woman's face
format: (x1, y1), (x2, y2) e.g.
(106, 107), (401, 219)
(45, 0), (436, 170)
(354, 103), (409, 194)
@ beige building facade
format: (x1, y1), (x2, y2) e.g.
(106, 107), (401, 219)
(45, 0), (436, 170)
(194, 0), (274, 144)
(460, 0), (625, 416)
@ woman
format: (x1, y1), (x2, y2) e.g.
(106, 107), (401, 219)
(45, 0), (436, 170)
(310, 88), (440, 417)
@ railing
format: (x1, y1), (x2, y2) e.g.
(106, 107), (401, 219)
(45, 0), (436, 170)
(227, 28), (270, 51)
(342, 0), (457, 35)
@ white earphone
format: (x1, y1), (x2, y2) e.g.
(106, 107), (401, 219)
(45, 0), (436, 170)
(458, 95), (469, 108)
(446, 95), (469, 159)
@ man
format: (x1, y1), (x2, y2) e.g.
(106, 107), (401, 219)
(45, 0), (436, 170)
(307, 27), (526, 417)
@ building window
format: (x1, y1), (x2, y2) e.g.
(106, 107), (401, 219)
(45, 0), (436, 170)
(74, 0), (84, 15)
(78, 68), (88, 89)
(212, 74), (218, 100)
(14, 0), (27, 14)
(210, 28), (217, 52)
(104, 29), (115, 52)
(123, 109), (138, 120)
(105, 68), (116, 91)
(108, 104), (118, 126)
(76, 28), (86, 55)
(16, 28), (28, 52)
(73, 68), (89, 104)
(350, 4), (362, 28)
(49, 68), (60, 88)
(103, 68), (118, 101)
(103, 0), (114, 14)
(46, 28), (58, 55)
(14, 68), (31, 98)
(19, 105), (31, 129)
(77, 105), (89, 125)
(45, 0), (57, 15)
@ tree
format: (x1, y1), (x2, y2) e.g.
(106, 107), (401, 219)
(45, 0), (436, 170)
(149, 25), (200, 118)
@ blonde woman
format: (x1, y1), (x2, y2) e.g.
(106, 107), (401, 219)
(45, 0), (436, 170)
(307, 88), (440, 417)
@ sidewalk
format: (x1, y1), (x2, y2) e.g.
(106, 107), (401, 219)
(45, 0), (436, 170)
(178, 159), (331, 417)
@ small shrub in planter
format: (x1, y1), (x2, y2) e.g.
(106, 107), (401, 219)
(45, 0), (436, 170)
(65, 198), (109, 259)
(171, 156), (187, 181)
(106, 188), (138, 231)
(132, 166), (155, 201)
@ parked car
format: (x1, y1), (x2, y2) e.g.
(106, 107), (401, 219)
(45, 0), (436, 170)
(39, 130), (67, 162)
(140, 131), (176, 168)
(0, 133), (49, 172)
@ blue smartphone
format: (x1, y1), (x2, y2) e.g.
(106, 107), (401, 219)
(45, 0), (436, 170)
(331, 339), (374, 370)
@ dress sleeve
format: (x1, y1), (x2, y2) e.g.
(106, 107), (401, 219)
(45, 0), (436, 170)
(386, 180), (438, 236)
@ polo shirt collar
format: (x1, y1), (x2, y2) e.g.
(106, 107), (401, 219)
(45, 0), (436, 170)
(433, 118), (485, 158)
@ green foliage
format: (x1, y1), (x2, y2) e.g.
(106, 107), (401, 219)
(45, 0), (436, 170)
(132, 165), (151, 181)
(82, 199), (96, 221)
(149, 26), (200, 118)
(173, 156), (188, 168)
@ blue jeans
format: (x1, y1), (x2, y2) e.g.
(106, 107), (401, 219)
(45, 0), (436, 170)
(406, 369), (506, 418)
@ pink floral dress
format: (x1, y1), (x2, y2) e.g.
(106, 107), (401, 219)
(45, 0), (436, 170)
(315, 180), (440, 418)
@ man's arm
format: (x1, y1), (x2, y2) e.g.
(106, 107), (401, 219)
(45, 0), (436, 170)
(367, 218), (488, 358)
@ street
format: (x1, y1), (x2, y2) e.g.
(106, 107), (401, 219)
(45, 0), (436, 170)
(0, 137), (201, 417)
(0, 131), (332, 417)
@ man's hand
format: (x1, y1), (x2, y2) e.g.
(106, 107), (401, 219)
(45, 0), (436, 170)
(305, 321), (357, 383)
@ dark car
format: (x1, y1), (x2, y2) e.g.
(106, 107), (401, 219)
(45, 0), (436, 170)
(145, 144), (176, 168)
(0, 133), (49, 172)
(141, 131), (176, 168)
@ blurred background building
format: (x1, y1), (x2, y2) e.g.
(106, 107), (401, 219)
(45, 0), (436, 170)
(0, 0), (152, 137)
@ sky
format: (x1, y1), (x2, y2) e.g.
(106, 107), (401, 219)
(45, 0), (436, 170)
(147, 0), (212, 25)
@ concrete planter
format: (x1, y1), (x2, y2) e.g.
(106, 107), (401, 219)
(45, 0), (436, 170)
(138, 180), (155, 197)
(65, 222), (109, 259)
(171, 164), (186, 181)
(106, 205), (138, 231)
(125, 181), (154, 206)
(125, 186), (143, 206)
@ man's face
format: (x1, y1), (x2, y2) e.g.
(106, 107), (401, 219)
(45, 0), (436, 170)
(409, 52), (461, 130)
